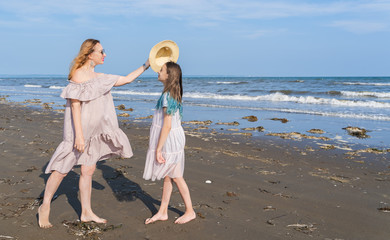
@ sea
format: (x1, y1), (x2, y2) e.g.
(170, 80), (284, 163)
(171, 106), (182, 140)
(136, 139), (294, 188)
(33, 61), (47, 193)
(0, 75), (389, 149)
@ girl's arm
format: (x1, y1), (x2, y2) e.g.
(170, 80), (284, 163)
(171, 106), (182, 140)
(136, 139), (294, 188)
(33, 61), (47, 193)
(114, 59), (150, 87)
(71, 99), (85, 153)
(156, 107), (172, 164)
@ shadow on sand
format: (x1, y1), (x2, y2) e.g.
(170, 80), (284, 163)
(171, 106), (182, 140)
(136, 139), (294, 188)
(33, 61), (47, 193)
(37, 161), (183, 218)
(97, 161), (183, 216)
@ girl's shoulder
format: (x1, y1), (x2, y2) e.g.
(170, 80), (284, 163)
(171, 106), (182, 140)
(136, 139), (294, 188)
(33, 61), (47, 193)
(156, 92), (183, 117)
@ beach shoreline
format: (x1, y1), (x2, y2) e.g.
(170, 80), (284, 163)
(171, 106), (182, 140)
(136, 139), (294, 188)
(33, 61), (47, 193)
(0, 101), (389, 239)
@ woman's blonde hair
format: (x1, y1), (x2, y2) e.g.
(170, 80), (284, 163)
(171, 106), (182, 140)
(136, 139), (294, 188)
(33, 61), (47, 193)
(163, 62), (183, 103)
(68, 39), (100, 80)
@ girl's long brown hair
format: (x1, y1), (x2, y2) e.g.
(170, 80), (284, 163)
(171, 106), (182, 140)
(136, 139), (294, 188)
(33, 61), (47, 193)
(163, 61), (183, 103)
(68, 39), (100, 80)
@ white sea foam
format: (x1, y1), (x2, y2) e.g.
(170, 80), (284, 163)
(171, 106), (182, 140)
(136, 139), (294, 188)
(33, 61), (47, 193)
(341, 91), (390, 98)
(49, 86), (65, 89)
(24, 84), (42, 88)
(112, 90), (161, 96)
(111, 90), (390, 108)
(209, 81), (246, 84)
(190, 103), (390, 121)
(184, 92), (390, 108)
(339, 82), (390, 86)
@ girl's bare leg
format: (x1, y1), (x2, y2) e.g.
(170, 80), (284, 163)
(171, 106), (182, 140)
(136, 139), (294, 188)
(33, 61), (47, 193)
(38, 171), (67, 228)
(79, 164), (107, 223)
(145, 176), (172, 224)
(173, 177), (196, 224)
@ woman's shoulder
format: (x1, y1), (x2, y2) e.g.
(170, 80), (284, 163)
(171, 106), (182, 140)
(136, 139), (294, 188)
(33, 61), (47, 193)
(70, 70), (104, 84)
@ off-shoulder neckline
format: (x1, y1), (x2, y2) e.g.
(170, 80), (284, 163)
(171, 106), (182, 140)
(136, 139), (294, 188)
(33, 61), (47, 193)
(69, 73), (104, 84)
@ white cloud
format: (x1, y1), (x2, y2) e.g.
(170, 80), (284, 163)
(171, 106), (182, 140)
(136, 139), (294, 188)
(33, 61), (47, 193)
(330, 20), (388, 34)
(1, 0), (390, 32)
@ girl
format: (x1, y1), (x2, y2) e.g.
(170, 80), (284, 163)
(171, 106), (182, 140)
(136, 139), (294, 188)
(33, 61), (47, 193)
(38, 39), (150, 228)
(143, 62), (196, 224)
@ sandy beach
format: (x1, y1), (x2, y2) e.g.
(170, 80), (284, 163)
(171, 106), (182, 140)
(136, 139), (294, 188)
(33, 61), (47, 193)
(0, 100), (389, 240)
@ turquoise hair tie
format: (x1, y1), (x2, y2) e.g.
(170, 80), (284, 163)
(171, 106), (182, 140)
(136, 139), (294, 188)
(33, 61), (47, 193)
(156, 92), (183, 118)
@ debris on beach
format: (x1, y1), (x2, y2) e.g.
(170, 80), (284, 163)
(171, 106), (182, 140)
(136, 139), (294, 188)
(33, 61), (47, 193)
(378, 207), (390, 212)
(205, 180), (212, 184)
(342, 126), (370, 138)
(135, 115), (153, 120)
(118, 113), (130, 117)
(0, 95), (9, 102)
(193, 126), (209, 131)
(226, 128), (239, 131)
(345, 148), (389, 156)
(196, 212), (206, 219)
(309, 168), (350, 183)
(231, 132), (252, 136)
(266, 220), (275, 225)
(226, 191), (238, 197)
(307, 129), (325, 134)
(270, 118), (288, 123)
(266, 132), (330, 141)
(116, 104), (133, 111)
(24, 166), (38, 172)
(263, 206), (276, 211)
(287, 223), (317, 234)
(242, 126), (264, 132)
(242, 115), (258, 122)
(182, 120), (212, 125)
(42, 102), (53, 109)
(62, 220), (122, 239)
(24, 99), (42, 104)
(216, 121), (240, 126)
(320, 144), (335, 150)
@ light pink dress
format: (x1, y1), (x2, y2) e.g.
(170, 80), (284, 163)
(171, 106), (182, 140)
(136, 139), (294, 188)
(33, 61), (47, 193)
(45, 73), (133, 174)
(143, 93), (185, 181)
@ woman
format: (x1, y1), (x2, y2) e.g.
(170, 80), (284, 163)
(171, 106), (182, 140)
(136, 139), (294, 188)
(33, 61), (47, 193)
(38, 39), (150, 228)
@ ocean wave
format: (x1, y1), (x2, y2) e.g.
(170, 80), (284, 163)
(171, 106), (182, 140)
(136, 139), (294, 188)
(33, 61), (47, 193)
(338, 82), (390, 86)
(190, 103), (390, 121)
(341, 91), (390, 98)
(49, 86), (65, 89)
(24, 84), (42, 88)
(208, 81), (248, 85)
(184, 92), (390, 108)
(270, 90), (309, 95)
(112, 90), (161, 96)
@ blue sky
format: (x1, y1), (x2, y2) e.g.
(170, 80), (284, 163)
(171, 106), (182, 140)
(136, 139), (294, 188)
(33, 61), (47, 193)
(0, 0), (389, 76)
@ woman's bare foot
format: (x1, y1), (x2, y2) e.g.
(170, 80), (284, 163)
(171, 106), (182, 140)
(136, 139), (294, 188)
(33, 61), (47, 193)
(145, 212), (168, 225)
(80, 212), (107, 224)
(38, 205), (53, 228)
(174, 211), (196, 224)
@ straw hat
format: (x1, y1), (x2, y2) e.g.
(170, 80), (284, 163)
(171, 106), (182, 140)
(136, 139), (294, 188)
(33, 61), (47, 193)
(149, 40), (179, 72)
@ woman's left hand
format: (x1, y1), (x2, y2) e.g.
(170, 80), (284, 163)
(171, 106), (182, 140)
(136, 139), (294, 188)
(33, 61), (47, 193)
(156, 150), (166, 164)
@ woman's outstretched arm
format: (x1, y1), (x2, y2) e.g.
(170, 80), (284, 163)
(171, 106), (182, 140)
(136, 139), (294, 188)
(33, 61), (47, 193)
(115, 59), (150, 86)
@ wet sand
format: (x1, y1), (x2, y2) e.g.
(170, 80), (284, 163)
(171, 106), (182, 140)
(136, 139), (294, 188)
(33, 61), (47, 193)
(0, 101), (389, 240)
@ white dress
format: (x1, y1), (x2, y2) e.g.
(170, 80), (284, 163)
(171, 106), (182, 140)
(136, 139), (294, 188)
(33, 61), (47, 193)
(143, 92), (185, 181)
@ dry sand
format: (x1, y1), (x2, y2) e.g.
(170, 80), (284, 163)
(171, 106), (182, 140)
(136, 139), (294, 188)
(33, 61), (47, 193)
(0, 102), (389, 240)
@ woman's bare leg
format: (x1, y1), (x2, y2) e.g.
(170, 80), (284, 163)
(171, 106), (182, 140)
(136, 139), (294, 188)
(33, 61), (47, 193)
(173, 177), (196, 224)
(145, 176), (172, 224)
(79, 164), (106, 223)
(38, 171), (67, 228)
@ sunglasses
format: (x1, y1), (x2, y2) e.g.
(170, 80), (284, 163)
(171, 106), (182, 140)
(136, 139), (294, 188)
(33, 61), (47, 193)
(95, 49), (105, 55)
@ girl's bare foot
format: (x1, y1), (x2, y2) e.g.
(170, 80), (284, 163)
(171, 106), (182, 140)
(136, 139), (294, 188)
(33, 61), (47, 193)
(145, 212), (168, 224)
(174, 211), (196, 224)
(80, 212), (107, 224)
(38, 205), (53, 228)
